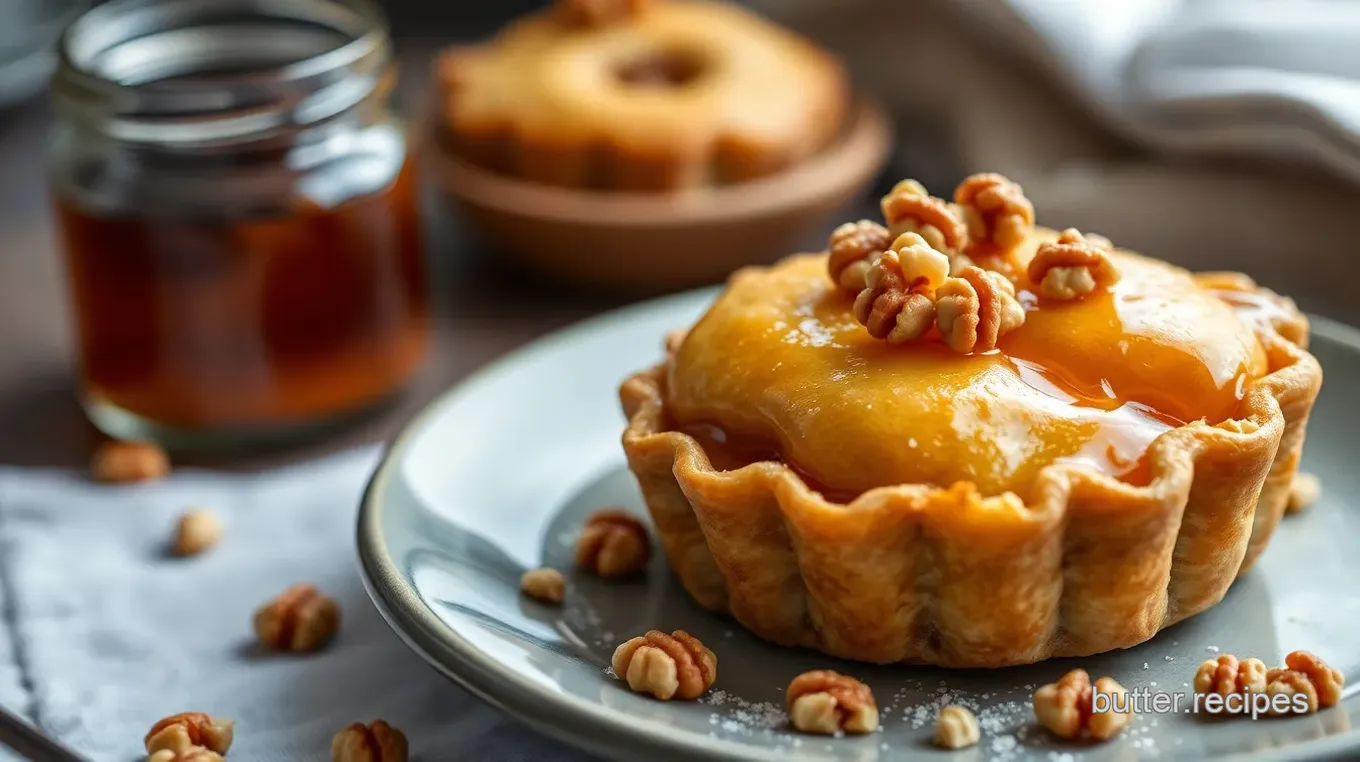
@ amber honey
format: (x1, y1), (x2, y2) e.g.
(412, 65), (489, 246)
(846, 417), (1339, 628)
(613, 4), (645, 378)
(57, 166), (427, 433)
(49, 0), (423, 445)
(677, 420), (863, 504)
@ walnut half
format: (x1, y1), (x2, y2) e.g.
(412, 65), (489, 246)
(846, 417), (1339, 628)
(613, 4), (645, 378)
(171, 508), (223, 557)
(1280, 650), (1345, 708)
(1027, 228), (1121, 301)
(1033, 669), (1133, 742)
(331, 720), (409, 762)
(852, 232), (951, 345)
(826, 219), (892, 294)
(144, 712), (234, 755)
(880, 179), (968, 255)
(575, 510), (651, 578)
(1266, 669), (1320, 715)
(934, 705), (980, 749)
(935, 265), (1026, 354)
(520, 567), (567, 604)
(612, 630), (717, 701)
(1194, 654), (1268, 714)
(786, 670), (879, 735)
(253, 583), (341, 653)
(954, 173), (1034, 253)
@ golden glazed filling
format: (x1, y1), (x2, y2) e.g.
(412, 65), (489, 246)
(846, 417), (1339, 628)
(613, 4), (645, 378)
(667, 234), (1270, 500)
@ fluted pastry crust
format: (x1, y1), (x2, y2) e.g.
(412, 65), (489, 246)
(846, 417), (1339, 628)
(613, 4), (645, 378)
(619, 275), (1320, 667)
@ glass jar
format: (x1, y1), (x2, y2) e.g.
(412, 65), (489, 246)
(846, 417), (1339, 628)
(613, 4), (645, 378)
(49, 0), (428, 449)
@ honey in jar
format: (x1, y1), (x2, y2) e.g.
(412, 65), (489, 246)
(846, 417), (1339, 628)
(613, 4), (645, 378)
(49, 0), (427, 446)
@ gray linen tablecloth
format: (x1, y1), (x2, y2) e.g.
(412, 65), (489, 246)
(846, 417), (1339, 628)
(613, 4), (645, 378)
(0, 448), (595, 761)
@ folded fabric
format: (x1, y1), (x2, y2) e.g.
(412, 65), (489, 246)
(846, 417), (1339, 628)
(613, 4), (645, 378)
(957, 0), (1360, 184)
(1, 571), (23, 762)
(0, 450), (595, 762)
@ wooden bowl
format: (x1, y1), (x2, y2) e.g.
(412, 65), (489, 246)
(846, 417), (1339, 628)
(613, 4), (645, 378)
(423, 101), (892, 293)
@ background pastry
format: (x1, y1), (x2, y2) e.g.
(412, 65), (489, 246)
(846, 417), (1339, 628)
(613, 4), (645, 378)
(436, 0), (848, 191)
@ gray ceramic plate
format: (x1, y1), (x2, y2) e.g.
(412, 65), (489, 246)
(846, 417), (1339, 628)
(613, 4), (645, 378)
(358, 288), (1360, 761)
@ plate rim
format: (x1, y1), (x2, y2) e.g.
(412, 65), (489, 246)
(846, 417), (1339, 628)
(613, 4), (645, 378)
(356, 292), (1360, 762)
(358, 287), (768, 762)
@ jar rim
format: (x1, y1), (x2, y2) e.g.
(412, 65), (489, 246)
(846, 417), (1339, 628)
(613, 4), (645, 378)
(52, 0), (392, 147)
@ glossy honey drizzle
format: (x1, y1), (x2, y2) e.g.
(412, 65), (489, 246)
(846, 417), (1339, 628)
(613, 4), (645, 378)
(665, 250), (1273, 501)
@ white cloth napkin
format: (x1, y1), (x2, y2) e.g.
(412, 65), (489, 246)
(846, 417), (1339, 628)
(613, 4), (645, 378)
(1, 564), (23, 762)
(0, 450), (595, 762)
(957, 0), (1360, 183)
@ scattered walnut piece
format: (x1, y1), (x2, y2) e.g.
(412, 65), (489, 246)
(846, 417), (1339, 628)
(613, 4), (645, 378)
(1287, 472), (1322, 514)
(1193, 654), (1268, 713)
(1033, 669), (1132, 742)
(1085, 678), (1133, 741)
(331, 720), (409, 762)
(171, 508), (224, 557)
(1193, 651), (1342, 716)
(92, 440), (169, 484)
(827, 219), (892, 293)
(253, 583), (341, 653)
(852, 232), (951, 344)
(520, 567), (566, 604)
(935, 265), (1026, 353)
(934, 705), (980, 749)
(880, 179), (968, 255)
(1266, 668), (1319, 715)
(1027, 228), (1122, 301)
(954, 173), (1035, 252)
(786, 670), (879, 736)
(144, 712), (234, 755)
(1033, 670), (1087, 739)
(1283, 650), (1344, 708)
(148, 749), (225, 762)
(612, 630), (716, 701)
(560, 0), (650, 26)
(575, 510), (651, 578)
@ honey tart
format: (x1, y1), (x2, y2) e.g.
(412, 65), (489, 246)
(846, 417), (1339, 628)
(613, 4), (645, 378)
(619, 174), (1322, 667)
